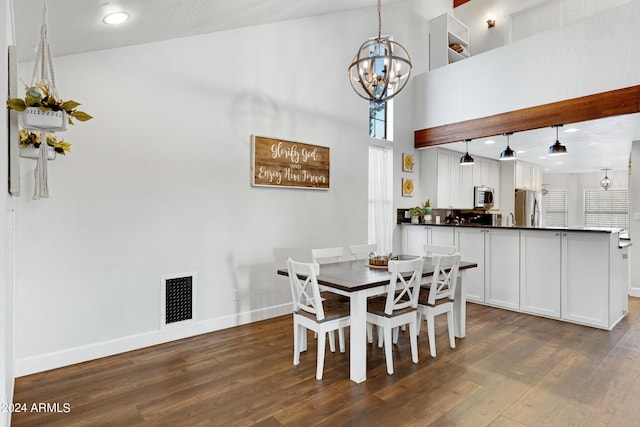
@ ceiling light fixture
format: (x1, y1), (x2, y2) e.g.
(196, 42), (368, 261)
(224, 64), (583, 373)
(548, 124), (568, 156)
(348, 0), (412, 103)
(600, 169), (613, 190)
(460, 139), (475, 165)
(499, 132), (516, 161)
(103, 11), (130, 25)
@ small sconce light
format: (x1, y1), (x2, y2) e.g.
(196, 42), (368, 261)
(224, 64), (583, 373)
(486, 14), (496, 28)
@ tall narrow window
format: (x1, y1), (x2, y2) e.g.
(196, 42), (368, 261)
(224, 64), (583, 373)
(545, 190), (568, 227)
(369, 145), (393, 254)
(369, 100), (394, 141)
(369, 101), (387, 139)
(584, 189), (629, 229)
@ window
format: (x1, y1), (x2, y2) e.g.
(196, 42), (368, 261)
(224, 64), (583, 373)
(368, 145), (393, 254)
(369, 101), (387, 139)
(584, 189), (629, 229)
(545, 190), (568, 227)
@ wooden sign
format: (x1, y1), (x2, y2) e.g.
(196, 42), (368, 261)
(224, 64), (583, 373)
(251, 136), (330, 190)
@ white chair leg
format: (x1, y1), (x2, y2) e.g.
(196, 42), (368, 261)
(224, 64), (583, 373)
(377, 326), (384, 348)
(384, 326), (394, 375)
(392, 327), (399, 344)
(427, 315), (436, 358)
(409, 320), (419, 364)
(338, 328), (346, 353)
(293, 323), (301, 365)
(447, 310), (456, 349)
(416, 311), (423, 335)
(316, 331), (326, 380)
(301, 326), (308, 352)
(367, 324), (373, 343)
(328, 330), (336, 352)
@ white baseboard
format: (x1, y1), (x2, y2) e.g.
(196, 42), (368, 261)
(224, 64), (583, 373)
(629, 288), (640, 298)
(15, 303), (292, 377)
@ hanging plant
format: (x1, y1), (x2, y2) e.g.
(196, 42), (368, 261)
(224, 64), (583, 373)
(19, 129), (71, 155)
(7, 82), (92, 125)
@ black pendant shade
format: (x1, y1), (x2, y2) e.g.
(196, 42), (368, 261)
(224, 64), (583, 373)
(548, 125), (568, 156)
(499, 133), (516, 161)
(460, 139), (475, 165)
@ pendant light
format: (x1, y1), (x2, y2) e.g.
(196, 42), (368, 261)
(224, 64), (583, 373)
(548, 124), (568, 156)
(460, 139), (475, 165)
(499, 132), (516, 161)
(600, 169), (613, 190)
(348, 0), (412, 103)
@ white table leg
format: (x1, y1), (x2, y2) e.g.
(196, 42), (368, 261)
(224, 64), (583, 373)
(349, 292), (368, 383)
(454, 271), (466, 338)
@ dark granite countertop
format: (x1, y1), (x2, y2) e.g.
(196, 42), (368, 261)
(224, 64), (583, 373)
(400, 222), (625, 234)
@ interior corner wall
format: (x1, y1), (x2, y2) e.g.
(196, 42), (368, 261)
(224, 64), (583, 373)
(12, 3), (432, 376)
(630, 141), (640, 296)
(1, 0), (15, 424)
(413, 0), (640, 130)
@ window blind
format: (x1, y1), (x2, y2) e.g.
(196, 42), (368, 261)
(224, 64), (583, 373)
(584, 189), (629, 229)
(545, 190), (568, 227)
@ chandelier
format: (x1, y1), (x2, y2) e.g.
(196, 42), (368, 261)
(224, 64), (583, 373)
(348, 0), (412, 103)
(600, 169), (613, 190)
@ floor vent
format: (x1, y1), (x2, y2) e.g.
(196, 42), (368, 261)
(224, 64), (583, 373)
(161, 272), (196, 328)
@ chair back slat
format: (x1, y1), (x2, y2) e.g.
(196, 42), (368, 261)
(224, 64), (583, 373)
(427, 254), (461, 306)
(384, 257), (424, 315)
(423, 244), (457, 258)
(311, 247), (344, 264)
(286, 258), (325, 321)
(349, 243), (378, 260)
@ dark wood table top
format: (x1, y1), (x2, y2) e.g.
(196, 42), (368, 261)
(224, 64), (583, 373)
(277, 257), (478, 293)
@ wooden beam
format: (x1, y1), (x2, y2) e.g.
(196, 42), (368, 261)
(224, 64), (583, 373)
(454, 0), (471, 8)
(414, 85), (640, 148)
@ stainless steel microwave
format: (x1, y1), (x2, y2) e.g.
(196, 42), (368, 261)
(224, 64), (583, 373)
(474, 186), (495, 209)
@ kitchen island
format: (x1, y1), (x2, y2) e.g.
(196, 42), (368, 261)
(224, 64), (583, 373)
(401, 223), (631, 330)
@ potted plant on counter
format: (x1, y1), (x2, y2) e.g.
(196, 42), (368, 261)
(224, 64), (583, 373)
(409, 206), (424, 224)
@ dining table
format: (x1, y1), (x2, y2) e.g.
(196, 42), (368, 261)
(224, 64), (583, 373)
(277, 256), (478, 383)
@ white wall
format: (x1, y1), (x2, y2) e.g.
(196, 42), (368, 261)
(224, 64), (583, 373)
(414, 0), (640, 130)
(2, 0), (15, 424)
(12, 2), (436, 375)
(543, 171), (629, 228)
(630, 141), (640, 296)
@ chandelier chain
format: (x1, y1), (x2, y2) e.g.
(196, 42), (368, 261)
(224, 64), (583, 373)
(377, 0), (382, 38)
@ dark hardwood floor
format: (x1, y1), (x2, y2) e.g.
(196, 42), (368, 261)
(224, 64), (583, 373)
(12, 298), (640, 426)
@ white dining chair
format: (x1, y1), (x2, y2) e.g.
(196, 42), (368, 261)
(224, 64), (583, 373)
(366, 257), (424, 375)
(348, 243), (378, 260)
(416, 252), (461, 358)
(311, 247), (344, 264)
(286, 258), (350, 380)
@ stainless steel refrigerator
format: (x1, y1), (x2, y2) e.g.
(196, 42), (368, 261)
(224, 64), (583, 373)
(515, 189), (542, 227)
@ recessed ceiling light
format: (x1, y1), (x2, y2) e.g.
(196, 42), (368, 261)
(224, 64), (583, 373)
(517, 150), (527, 154)
(538, 156), (547, 159)
(485, 140), (496, 145)
(555, 161), (563, 165)
(103, 11), (130, 25)
(564, 127), (579, 133)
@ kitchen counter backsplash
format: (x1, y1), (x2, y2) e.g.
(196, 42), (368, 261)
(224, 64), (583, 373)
(397, 208), (496, 226)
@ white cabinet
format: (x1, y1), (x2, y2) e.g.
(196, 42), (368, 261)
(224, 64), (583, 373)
(520, 230), (561, 318)
(515, 161), (541, 191)
(456, 227), (519, 307)
(561, 232), (611, 328)
(401, 225), (455, 256)
(429, 13), (470, 70)
(421, 148), (475, 209)
(484, 228), (520, 310)
(455, 228), (486, 303)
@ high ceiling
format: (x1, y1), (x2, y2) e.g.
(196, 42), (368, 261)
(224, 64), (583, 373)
(10, 0), (640, 173)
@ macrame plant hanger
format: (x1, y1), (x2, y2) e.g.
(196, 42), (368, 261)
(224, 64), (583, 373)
(28, 0), (64, 199)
